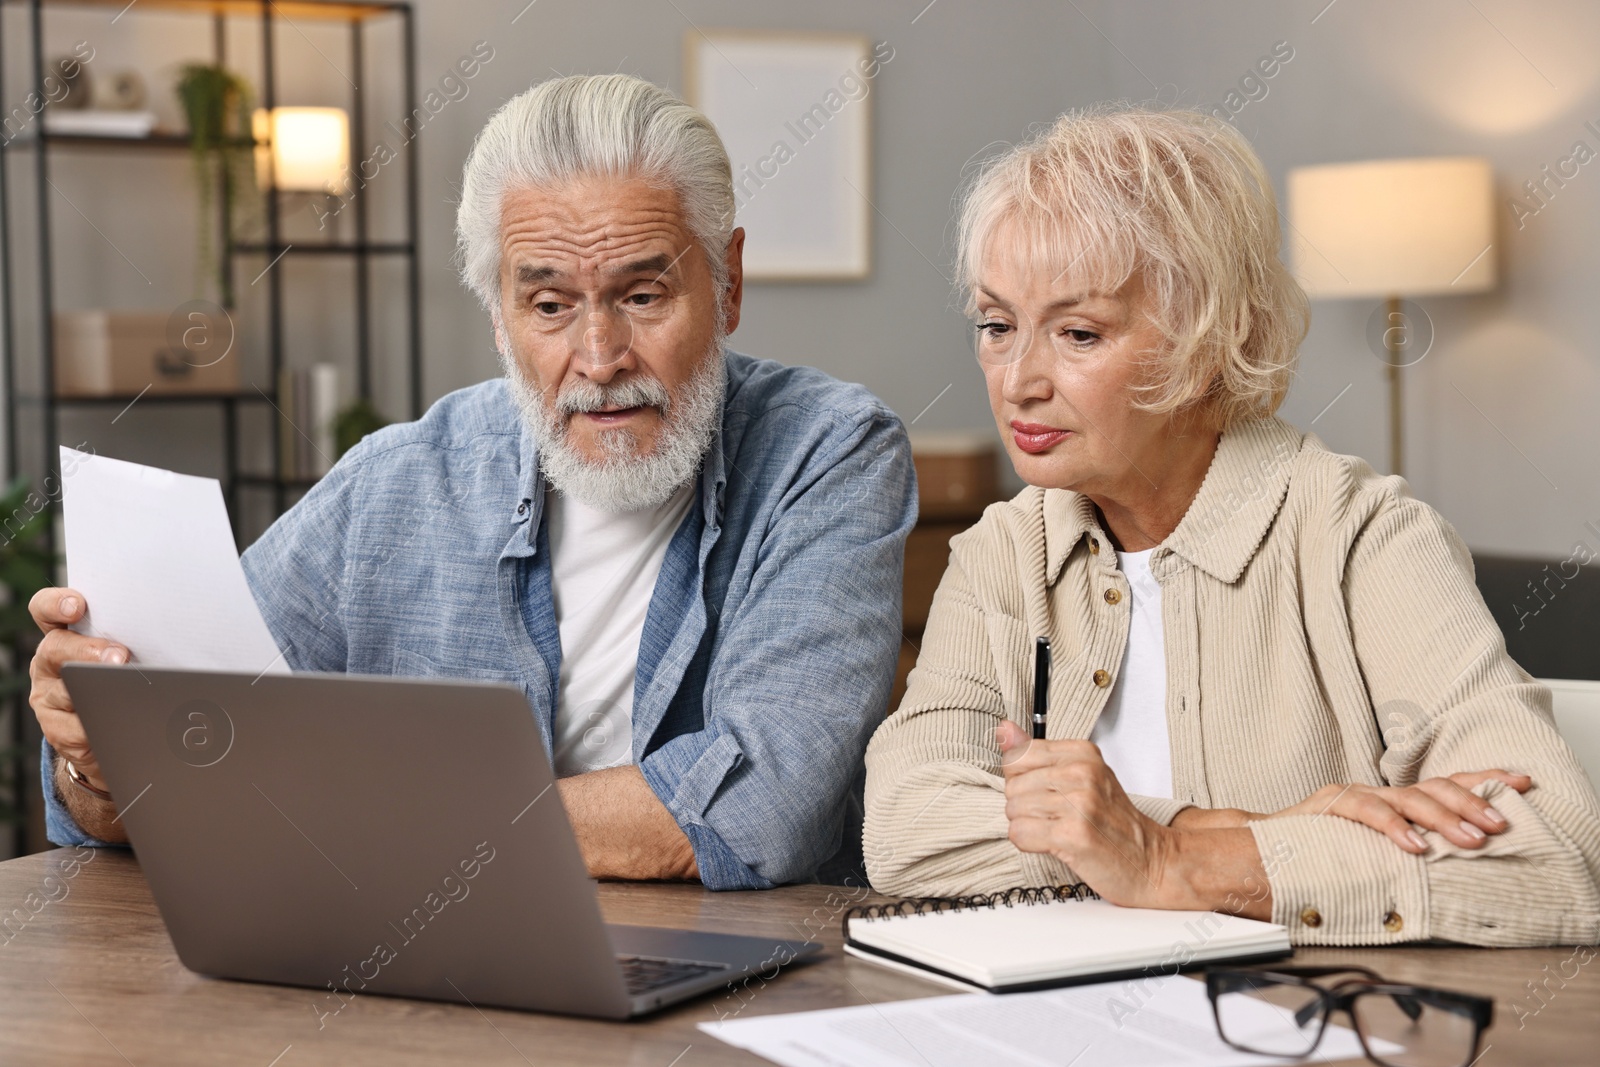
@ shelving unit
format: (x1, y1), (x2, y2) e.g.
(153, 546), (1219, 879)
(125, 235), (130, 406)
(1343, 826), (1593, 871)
(0, 0), (422, 533)
(0, 0), (421, 857)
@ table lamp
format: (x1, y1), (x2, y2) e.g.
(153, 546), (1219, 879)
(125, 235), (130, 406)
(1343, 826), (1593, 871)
(252, 106), (350, 194)
(1287, 157), (1496, 478)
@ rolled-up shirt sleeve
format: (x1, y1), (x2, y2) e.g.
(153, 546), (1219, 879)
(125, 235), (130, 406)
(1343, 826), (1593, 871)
(643, 409), (916, 889)
(42, 449), (365, 848)
(1253, 495), (1600, 945)
(40, 742), (121, 848)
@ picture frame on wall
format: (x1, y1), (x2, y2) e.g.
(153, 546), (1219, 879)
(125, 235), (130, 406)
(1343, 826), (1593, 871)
(684, 30), (876, 281)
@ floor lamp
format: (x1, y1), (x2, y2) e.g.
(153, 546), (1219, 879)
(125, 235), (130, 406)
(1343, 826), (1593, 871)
(1287, 157), (1497, 479)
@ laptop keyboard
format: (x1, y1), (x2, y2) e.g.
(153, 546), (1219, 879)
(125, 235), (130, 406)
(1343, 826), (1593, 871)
(618, 954), (730, 994)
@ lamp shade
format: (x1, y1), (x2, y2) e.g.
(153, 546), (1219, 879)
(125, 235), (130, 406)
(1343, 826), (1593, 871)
(1288, 156), (1496, 298)
(252, 107), (349, 194)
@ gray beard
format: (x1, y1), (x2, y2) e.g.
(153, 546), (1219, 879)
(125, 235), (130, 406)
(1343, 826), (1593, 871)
(499, 339), (725, 513)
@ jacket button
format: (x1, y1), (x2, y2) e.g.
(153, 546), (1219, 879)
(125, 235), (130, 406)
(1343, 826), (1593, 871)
(1092, 669), (1111, 688)
(1103, 588), (1121, 605)
(1088, 537), (1100, 555)
(1383, 911), (1403, 933)
(1299, 907), (1323, 928)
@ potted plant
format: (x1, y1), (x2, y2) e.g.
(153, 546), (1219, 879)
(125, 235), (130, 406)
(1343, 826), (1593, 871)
(334, 398), (391, 458)
(175, 63), (254, 306)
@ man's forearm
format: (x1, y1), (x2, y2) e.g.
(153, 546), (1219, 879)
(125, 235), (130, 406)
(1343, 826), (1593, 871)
(557, 765), (699, 881)
(52, 758), (128, 845)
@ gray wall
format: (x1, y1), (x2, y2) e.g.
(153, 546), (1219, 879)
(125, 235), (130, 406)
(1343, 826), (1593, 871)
(14, 0), (1600, 558)
(408, 0), (1111, 449)
(1096, 0), (1600, 558)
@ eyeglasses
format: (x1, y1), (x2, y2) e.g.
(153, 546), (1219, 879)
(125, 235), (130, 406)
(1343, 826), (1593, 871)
(1203, 966), (1493, 1067)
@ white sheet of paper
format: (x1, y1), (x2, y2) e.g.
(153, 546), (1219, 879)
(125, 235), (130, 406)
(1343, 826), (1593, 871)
(61, 448), (289, 676)
(700, 974), (1372, 1067)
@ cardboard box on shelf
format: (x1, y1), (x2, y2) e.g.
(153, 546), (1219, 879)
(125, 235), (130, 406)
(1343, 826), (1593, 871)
(908, 431), (1000, 520)
(892, 431), (1006, 711)
(53, 310), (240, 398)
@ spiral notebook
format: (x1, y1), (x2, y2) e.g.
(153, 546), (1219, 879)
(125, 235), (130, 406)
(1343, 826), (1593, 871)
(843, 886), (1291, 994)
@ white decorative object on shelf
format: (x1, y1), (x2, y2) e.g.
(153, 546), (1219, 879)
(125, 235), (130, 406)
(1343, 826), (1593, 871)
(96, 69), (148, 110)
(43, 109), (157, 138)
(310, 363), (339, 477)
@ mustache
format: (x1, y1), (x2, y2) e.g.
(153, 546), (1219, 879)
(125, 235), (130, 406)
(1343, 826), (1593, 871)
(554, 375), (671, 417)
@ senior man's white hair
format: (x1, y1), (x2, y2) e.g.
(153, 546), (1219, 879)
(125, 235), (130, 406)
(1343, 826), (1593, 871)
(454, 73), (736, 310)
(453, 74), (735, 513)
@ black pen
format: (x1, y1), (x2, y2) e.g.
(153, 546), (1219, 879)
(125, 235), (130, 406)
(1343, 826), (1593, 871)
(1031, 636), (1051, 740)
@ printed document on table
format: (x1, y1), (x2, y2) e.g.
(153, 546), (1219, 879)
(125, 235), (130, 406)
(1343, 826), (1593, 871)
(61, 448), (289, 677)
(700, 973), (1373, 1067)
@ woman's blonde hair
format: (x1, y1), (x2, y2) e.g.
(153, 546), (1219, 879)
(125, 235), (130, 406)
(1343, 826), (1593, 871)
(955, 105), (1309, 428)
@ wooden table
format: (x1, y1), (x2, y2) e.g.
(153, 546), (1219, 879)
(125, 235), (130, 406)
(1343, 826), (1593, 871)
(0, 848), (1592, 1066)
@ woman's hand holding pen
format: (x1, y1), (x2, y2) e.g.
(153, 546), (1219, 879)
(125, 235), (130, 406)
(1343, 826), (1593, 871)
(1002, 634), (1265, 915)
(998, 713), (1534, 917)
(996, 720), (1173, 907)
(995, 721), (1271, 917)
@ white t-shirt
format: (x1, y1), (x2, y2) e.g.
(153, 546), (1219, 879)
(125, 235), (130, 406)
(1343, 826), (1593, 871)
(546, 484), (694, 777)
(1089, 546), (1173, 799)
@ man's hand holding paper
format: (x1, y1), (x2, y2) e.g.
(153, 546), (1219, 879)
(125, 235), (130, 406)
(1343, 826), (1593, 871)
(32, 448), (290, 839)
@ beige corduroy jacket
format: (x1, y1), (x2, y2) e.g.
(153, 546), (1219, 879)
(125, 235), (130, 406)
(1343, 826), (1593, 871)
(864, 415), (1600, 946)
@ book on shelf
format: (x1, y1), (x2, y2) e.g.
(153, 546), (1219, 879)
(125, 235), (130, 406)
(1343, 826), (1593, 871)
(309, 363), (338, 476)
(276, 363), (339, 481)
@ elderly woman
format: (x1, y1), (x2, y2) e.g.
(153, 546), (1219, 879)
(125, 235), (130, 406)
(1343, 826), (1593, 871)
(864, 106), (1600, 946)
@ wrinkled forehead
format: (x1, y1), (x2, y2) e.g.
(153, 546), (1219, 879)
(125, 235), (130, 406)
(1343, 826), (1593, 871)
(498, 175), (697, 279)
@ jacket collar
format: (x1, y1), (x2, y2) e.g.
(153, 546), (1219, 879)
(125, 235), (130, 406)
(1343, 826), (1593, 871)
(701, 389), (730, 533)
(1043, 487), (1099, 584)
(1043, 415), (1303, 585)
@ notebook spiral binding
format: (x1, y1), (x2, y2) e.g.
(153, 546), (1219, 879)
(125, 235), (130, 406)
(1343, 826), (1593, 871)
(841, 883), (1098, 939)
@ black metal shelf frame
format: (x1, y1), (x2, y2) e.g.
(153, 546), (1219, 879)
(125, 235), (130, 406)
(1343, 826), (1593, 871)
(0, 0), (420, 857)
(0, 0), (421, 527)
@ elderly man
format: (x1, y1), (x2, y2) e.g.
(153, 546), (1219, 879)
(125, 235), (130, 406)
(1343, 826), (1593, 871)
(30, 74), (916, 890)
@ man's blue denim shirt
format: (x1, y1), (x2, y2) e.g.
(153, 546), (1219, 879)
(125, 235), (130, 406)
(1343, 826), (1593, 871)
(44, 351), (917, 890)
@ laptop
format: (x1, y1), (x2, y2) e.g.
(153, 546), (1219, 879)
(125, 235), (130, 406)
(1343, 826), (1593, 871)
(62, 664), (820, 1019)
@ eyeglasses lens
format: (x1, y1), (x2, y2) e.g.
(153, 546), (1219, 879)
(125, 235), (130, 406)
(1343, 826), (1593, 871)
(1215, 975), (1325, 1057)
(1352, 991), (1477, 1067)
